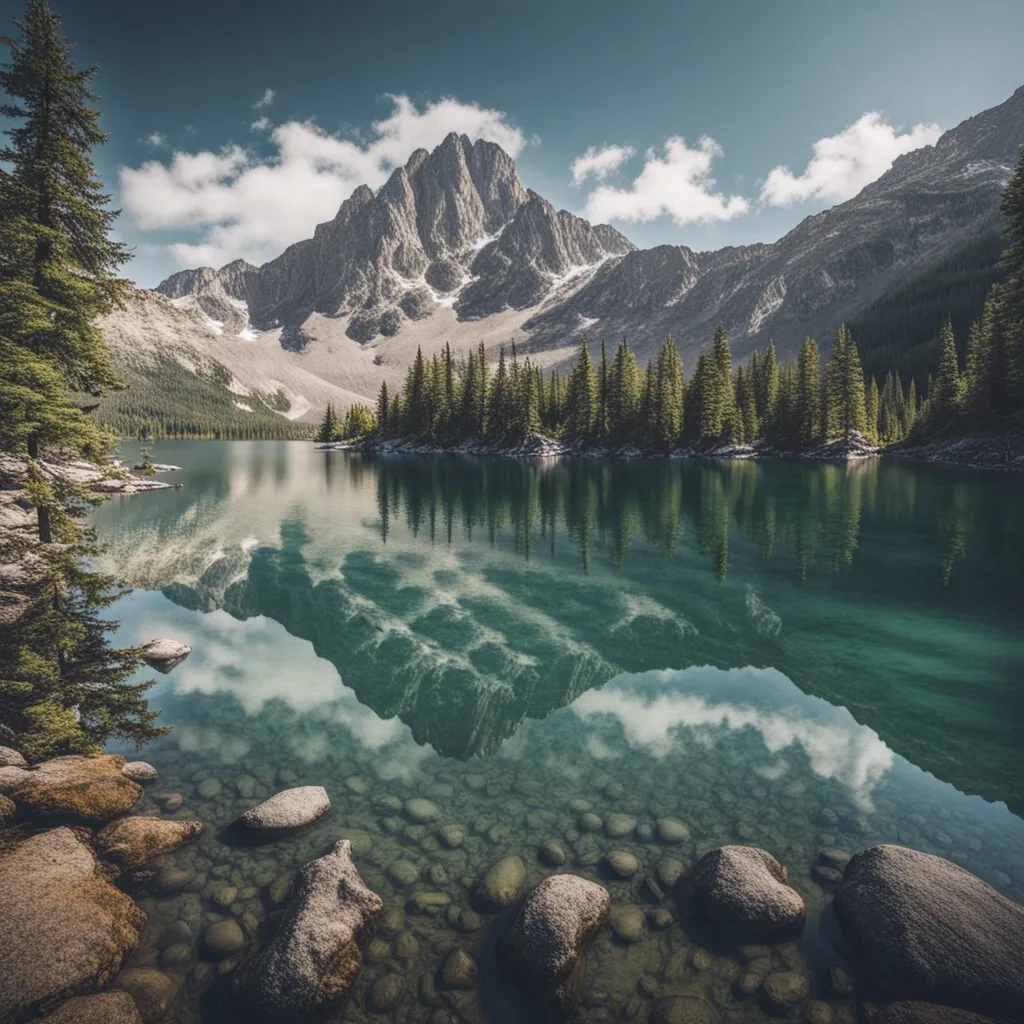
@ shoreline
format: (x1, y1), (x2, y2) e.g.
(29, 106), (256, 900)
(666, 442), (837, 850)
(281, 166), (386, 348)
(314, 431), (1024, 470)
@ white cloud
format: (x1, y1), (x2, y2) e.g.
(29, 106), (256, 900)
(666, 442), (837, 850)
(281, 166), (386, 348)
(760, 112), (941, 206)
(571, 144), (635, 184)
(143, 131), (166, 148)
(119, 94), (529, 269)
(580, 136), (749, 226)
(253, 88), (276, 109)
(250, 116), (271, 132)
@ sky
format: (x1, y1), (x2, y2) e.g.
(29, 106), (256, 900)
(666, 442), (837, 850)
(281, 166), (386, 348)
(4, 0), (1022, 288)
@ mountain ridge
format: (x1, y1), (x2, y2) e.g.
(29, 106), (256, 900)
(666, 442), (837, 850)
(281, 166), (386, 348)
(98, 86), (1024, 430)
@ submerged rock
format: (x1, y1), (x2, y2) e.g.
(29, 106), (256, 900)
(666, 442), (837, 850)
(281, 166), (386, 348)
(439, 947), (479, 989)
(404, 797), (442, 823)
(110, 968), (176, 1024)
(141, 638), (191, 672)
(834, 844), (1024, 1020)
(235, 785), (331, 834)
(233, 839), (383, 1019)
(1, 754), (143, 822)
(96, 816), (203, 871)
(122, 761), (159, 783)
(204, 920), (245, 958)
(37, 992), (143, 1024)
(862, 1002), (1012, 1024)
(0, 827), (145, 1022)
(501, 874), (610, 1006)
(475, 855), (526, 911)
(649, 995), (720, 1023)
(691, 846), (805, 937)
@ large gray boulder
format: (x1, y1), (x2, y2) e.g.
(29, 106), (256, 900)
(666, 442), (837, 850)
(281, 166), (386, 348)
(834, 844), (1024, 1020)
(691, 845), (805, 936)
(863, 1003), (1011, 1024)
(501, 874), (610, 1006)
(233, 839), (382, 1019)
(0, 827), (145, 1022)
(235, 786), (331, 834)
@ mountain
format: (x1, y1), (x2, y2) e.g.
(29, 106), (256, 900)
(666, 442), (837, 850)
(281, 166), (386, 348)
(98, 87), (1024, 433)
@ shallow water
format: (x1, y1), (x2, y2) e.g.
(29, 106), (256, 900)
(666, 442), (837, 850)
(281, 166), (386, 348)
(91, 442), (1024, 1023)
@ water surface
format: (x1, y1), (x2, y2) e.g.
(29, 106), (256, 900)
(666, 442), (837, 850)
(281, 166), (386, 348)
(91, 442), (1024, 1023)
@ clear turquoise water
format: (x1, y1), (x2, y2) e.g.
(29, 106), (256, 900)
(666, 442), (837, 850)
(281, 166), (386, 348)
(91, 442), (1024, 1024)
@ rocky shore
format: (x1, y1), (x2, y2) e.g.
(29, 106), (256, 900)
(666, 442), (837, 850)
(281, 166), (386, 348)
(1, 723), (1021, 1024)
(316, 432), (883, 463)
(0, 453), (177, 625)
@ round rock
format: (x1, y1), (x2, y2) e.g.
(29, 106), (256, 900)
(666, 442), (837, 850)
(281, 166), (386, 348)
(610, 906), (646, 943)
(236, 786), (330, 832)
(604, 850), (639, 879)
(0, 746), (27, 768)
(368, 973), (405, 1012)
(475, 855), (526, 912)
(650, 995), (720, 1023)
(539, 840), (566, 866)
(405, 798), (442, 823)
(761, 971), (810, 1013)
(96, 817), (203, 871)
(36, 992), (143, 1024)
(204, 920), (245, 957)
(692, 846), (805, 936)
(439, 948), (479, 989)
(604, 813), (637, 838)
(110, 968), (175, 1024)
(122, 762), (158, 783)
(655, 818), (690, 844)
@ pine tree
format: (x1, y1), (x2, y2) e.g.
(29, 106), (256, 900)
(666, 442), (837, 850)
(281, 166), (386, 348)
(825, 325), (867, 440)
(608, 337), (641, 442)
(564, 337), (597, 440)
(864, 375), (880, 443)
(376, 381), (390, 435)
(597, 340), (609, 442)
(487, 348), (509, 439)
(315, 403), (337, 443)
(928, 319), (963, 428)
(403, 347), (428, 435)
(754, 341), (780, 425)
(996, 143), (1024, 413)
(710, 326), (739, 442)
(652, 336), (684, 451)
(0, 0), (130, 394)
(795, 337), (822, 447)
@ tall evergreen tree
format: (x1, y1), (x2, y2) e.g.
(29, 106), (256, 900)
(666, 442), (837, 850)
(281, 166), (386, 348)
(315, 402), (337, 443)
(795, 337), (822, 447)
(710, 326), (739, 442)
(928, 319), (963, 427)
(564, 337), (597, 440)
(825, 325), (867, 440)
(376, 381), (390, 435)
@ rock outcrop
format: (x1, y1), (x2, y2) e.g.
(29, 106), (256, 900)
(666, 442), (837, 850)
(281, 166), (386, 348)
(1, 755), (143, 823)
(234, 785), (331, 834)
(95, 816), (203, 871)
(0, 827), (145, 1022)
(691, 845), (805, 937)
(501, 874), (610, 1005)
(121, 762), (159, 783)
(834, 844), (1024, 1020)
(233, 839), (382, 1019)
(0, 745), (27, 768)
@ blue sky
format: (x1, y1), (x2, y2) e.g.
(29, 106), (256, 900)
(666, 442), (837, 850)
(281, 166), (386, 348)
(6, 0), (1022, 287)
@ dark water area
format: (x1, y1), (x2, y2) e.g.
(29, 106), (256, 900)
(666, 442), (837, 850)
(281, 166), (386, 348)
(90, 441), (1024, 1023)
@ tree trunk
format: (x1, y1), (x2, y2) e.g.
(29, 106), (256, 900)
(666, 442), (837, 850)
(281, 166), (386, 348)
(26, 435), (53, 545)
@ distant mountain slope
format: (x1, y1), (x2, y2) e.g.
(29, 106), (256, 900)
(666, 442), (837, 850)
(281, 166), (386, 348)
(850, 232), (1006, 391)
(100, 86), (1024, 435)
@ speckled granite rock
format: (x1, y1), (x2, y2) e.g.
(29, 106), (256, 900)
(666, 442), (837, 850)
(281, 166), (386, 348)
(121, 762), (159, 783)
(501, 874), (610, 1006)
(0, 827), (145, 1022)
(233, 839), (382, 1018)
(141, 638), (191, 672)
(0, 745), (27, 768)
(475, 855), (526, 912)
(235, 786), (331, 833)
(691, 845), (805, 937)
(96, 816), (203, 871)
(863, 1002), (1010, 1024)
(0, 755), (142, 823)
(37, 992), (143, 1024)
(835, 845), (1024, 1020)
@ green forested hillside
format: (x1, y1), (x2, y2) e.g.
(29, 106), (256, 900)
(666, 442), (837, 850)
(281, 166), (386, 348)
(94, 353), (312, 439)
(850, 232), (1006, 392)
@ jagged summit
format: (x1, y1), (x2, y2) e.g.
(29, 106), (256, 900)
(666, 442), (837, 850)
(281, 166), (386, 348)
(155, 133), (632, 344)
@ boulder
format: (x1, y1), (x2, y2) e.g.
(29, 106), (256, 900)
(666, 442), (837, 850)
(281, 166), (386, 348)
(863, 1003), (1011, 1024)
(204, 920), (245, 958)
(0, 793), (15, 826)
(0, 765), (29, 792)
(475, 855), (526, 912)
(2, 755), (142, 823)
(501, 874), (610, 1006)
(233, 839), (382, 1019)
(141, 638), (191, 672)
(235, 786), (331, 833)
(439, 947), (479, 989)
(37, 992), (143, 1024)
(0, 827), (145, 1022)
(0, 745), (27, 768)
(834, 844), (1024, 1020)
(691, 846), (805, 937)
(96, 816), (204, 871)
(110, 968), (176, 1024)
(122, 762), (159, 783)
